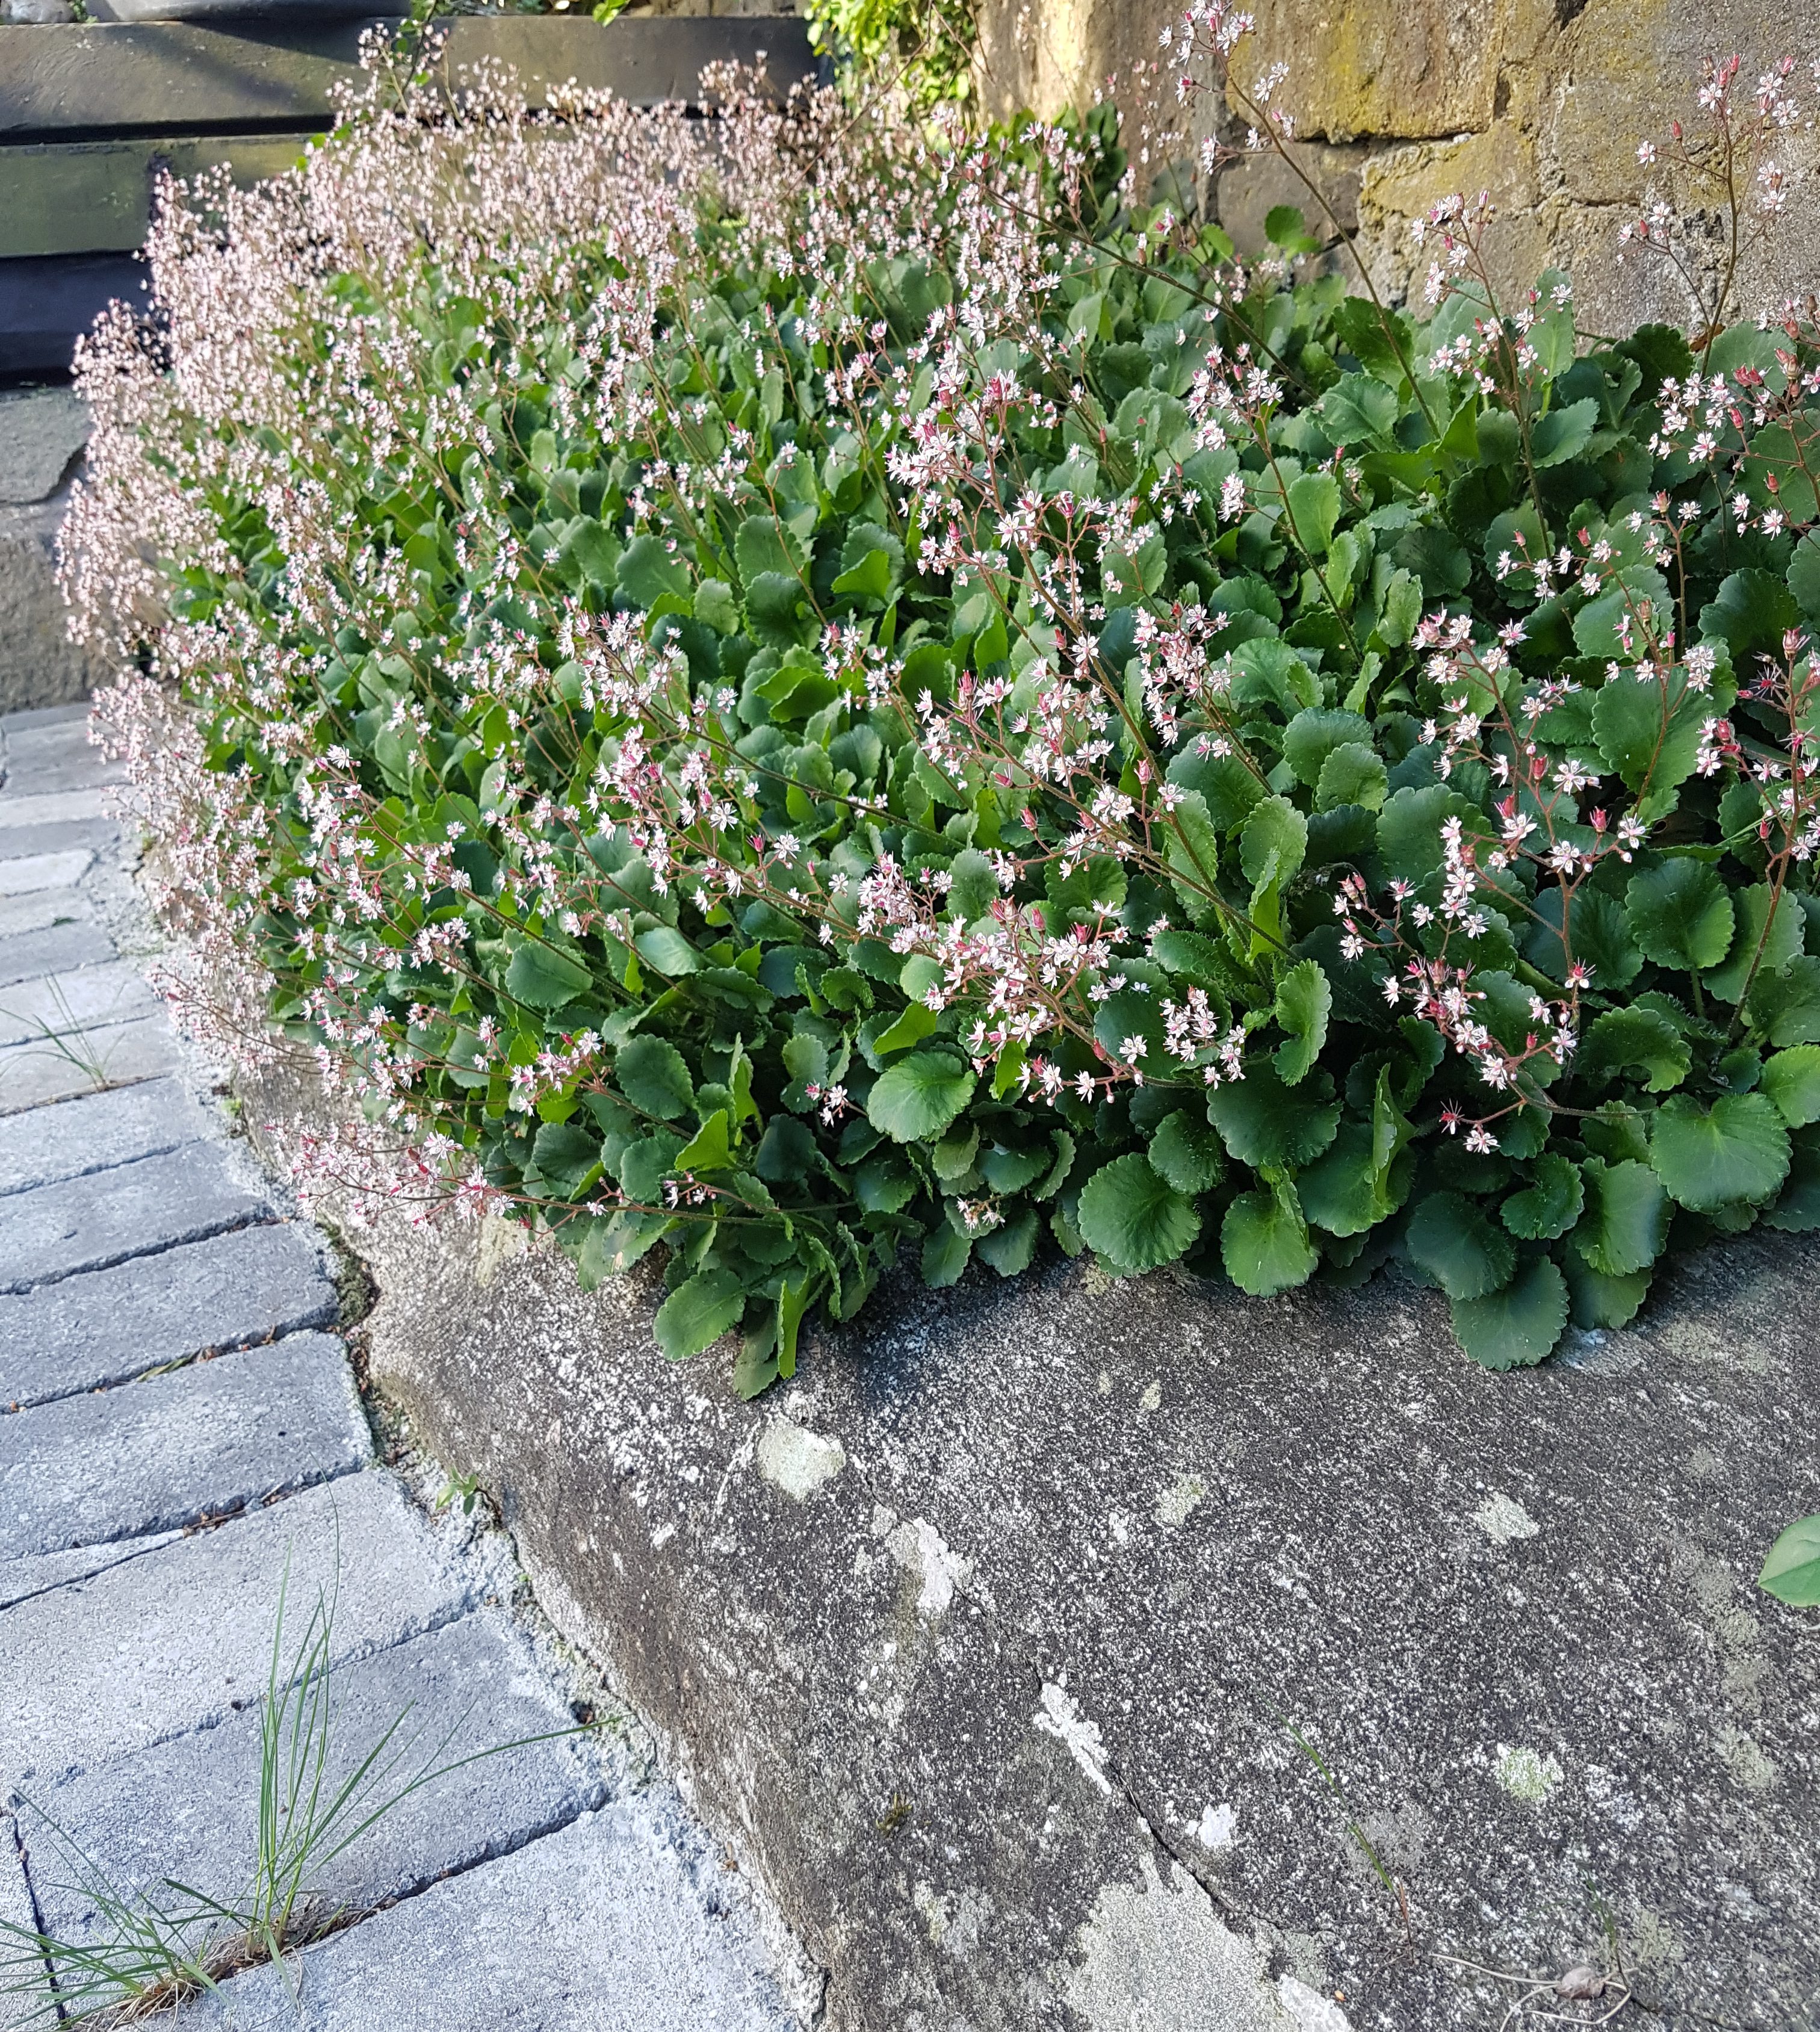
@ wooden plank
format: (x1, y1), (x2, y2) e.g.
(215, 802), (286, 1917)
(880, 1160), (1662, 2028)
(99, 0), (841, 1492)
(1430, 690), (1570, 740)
(0, 16), (813, 141)
(0, 136), (310, 258)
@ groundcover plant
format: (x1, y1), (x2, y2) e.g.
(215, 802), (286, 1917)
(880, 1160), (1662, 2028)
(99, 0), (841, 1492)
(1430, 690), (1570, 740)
(62, 15), (1820, 1401)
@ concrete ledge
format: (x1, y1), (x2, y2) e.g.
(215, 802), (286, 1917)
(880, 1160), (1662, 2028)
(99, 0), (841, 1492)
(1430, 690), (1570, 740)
(239, 1051), (1820, 2032)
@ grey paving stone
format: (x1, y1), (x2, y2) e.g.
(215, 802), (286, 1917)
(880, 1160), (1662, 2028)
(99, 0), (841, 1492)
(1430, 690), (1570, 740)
(0, 1144), (268, 1293)
(0, 887), (87, 940)
(0, 959), (158, 1049)
(0, 1018), (183, 1114)
(0, 1532), (183, 1611)
(31, 1611), (606, 1954)
(0, 1220), (337, 1409)
(0, 1472), (477, 1786)
(0, 1333), (370, 1560)
(0, 751), (119, 798)
(0, 787), (108, 830)
(0, 704), (89, 734)
(0, 817), (122, 858)
(0, 1076), (214, 1198)
(0, 917), (116, 990)
(0, 392), (88, 509)
(190, 1802), (796, 2032)
(0, 849), (90, 897)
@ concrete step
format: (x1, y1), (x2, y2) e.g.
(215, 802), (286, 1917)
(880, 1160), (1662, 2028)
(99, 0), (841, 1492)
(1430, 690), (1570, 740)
(0, 1472), (478, 1788)
(0, 1331), (371, 1560)
(0, 1218), (336, 1410)
(0, 958), (159, 1049)
(0, 848), (92, 897)
(185, 1800), (797, 2032)
(28, 1612), (607, 1953)
(0, 1531), (184, 1612)
(0, 1074), (215, 1198)
(0, 885), (91, 940)
(0, 1142), (268, 1292)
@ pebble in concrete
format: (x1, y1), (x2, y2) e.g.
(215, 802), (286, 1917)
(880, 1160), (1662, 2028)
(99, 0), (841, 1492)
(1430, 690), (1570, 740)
(31, 1612), (608, 1948)
(190, 1805), (799, 2032)
(0, 1220), (336, 1410)
(0, 1332), (371, 1560)
(0, 1143), (269, 1292)
(0, 1074), (214, 1198)
(0, 1472), (476, 1786)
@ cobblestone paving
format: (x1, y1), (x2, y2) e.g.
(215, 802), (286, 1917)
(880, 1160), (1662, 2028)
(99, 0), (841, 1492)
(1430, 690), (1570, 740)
(0, 705), (808, 2031)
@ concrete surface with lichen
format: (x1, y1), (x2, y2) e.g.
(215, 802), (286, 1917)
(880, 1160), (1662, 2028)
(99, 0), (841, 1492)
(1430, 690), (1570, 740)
(240, 1044), (1820, 2032)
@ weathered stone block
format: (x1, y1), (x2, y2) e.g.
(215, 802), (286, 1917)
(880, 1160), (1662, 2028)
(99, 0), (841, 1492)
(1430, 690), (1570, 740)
(0, 1216), (336, 1408)
(0, 958), (156, 1049)
(0, 1017), (184, 1114)
(0, 917), (113, 990)
(0, 1330), (370, 1558)
(238, 1049), (1820, 2032)
(0, 1529), (181, 1611)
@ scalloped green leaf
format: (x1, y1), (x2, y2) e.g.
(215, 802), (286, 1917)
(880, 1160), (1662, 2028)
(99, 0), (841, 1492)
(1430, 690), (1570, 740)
(1147, 1110), (1226, 1194)
(1705, 885), (1806, 1003)
(1206, 1065), (1340, 1168)
(1625, 860), (1735, 973)
(1758, 1515), (1820, 1606)
(1571, 1156), (1668, 1275)
(1578, 1007), (1691, 1093)
(866, 1050), (975, 1143)
(654, 1267), (745, 1361)
(614, 1036), (695, 1121)
(504, 939), (593, 1011)
(1079, 1153), (1201, 1271)
(1450, 1257), (1568, 1370)
(1314, 741), (1388, 813)
(1405, 1191), (1514, 1300)
(1500, 1154), (1583, 1240)
(1762, 1045), (1820, 1127)
(1272, 959), (1331, 1085)
(1650, 1092), (1791, 1211)
(1221, 1180), (1318, 1296)
(1564, 1252), (1653, 1330)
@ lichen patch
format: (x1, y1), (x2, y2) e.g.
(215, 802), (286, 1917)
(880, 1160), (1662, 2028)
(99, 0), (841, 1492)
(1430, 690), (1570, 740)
(755, 1417), (847, 1502)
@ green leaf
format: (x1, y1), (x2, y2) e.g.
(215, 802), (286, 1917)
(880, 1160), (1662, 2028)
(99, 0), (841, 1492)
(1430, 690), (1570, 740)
(615, 1035), (695, 1121)
(1650, 1092), (1791, 1210)
(530, 1120), (602, 1200)
(832, 522), (904, 602)
(1500, 1154), (1583, 1240)
(1284, 472), (1342, 557)
(1239, 795), (1308, 900)
(977, 1206), (1040, 1277)
(1449, 1257), (1568, 1370)
(504, 940), (593, 1011)
(1564, 1253), (1653, 1330)
(695, 577), (740, 633)
(1296, 1118), (1413, 1234)
(1221, 1179), (1318, 1296)
(1273, 959), (1331, 1085)
(1701, 566), (1798, 662)
(866, 1049), (976, 1142)
(854, 1148), (916, 1212)
(1762, 1045), (1820, 1127)
(1571, 1156), (1668, 1275)
(1625, 860), (1735, 971)
(1207, 1064), (1340, 1168)
(1529, 397), (1599, 467)
(1314, 742), (1388, 813)
(871, 1001), (938, 1058)
(1405, 1191), (1514, 1299)
(1746, 954), (1820, 1045)
(1591, 666), (1706, 795)
(616, 533), (691, 610)
(734, 513), (804, 583)
(920, 1221), (973, 1287)
(1163, 789), (1221, 926)
(1766, 1127), (1820, 1231)
(1758, 1516), (1820, 1606)
(1578, 1007), (1691, 1093)
(1523, 885), (1640, 991)
(1705, 885), (1805, 1003)
(633, 925), (701, 976)
(1078, 1153), (1201, 1271)
(1281, 709), (1372, 787)
(654, 1268), (745, 1361)
(1148, 1111), (1225, 1193)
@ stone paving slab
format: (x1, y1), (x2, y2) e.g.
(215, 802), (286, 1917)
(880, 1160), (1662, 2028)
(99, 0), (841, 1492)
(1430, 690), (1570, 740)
(0, 1472), (477, 1787)
(0, 705), (88, 734)
(31, 1612), (607, 1950)
(0, 787), (110, 831)
(1, 1811), (36, 1948)
(0, 918), (116, 990)
(0, 1333), (370, 1560)
(190, 1803), (797, 2032)
(0, 1018), (184, 1115)
(0, 1532), (184, 1612)
(0, 887), (90, 941)
(0, 817), (122, 859)
(0, 1076), (214, 1198)
(0, 959), (159, 1049)
(0, 1219), (337, 1410)
(0, 752), (118, 798)
(0, 1143), (268, 1292)
(0, 849), (91, 897)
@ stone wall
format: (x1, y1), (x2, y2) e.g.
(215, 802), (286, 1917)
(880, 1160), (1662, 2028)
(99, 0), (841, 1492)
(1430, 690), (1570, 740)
(0, 387), (105, 715)
(974, 0), (1820, 333)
